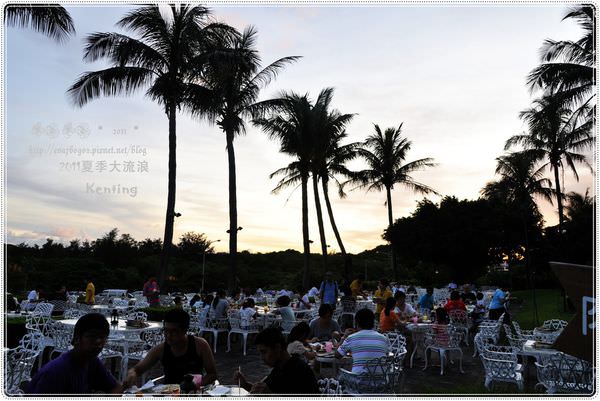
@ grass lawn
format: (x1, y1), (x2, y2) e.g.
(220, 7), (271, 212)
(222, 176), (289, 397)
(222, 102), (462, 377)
(511, 288), (575, 329)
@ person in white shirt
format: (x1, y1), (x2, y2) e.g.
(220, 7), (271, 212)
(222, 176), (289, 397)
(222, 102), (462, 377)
(240, 298), (259, 327)
(297, 287), (312, 310)
(393, 291), (415, 319)
(308, 287), (319, 298)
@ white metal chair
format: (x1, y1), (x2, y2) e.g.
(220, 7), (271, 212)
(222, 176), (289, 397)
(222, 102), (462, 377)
(227, 312), (260, 356)
(5, 347), (38, 395)
(125, 311), (148, 322)
(511, 321), (534, 340)
(542, 319), (568, 331)
(448, 309), (470, 345)
(63, 309), (87, 319)
(423, 325), (464, 375)
(202, 311), (230, 353)
(318, 377), (342, 395)
(534, 352), (594, 394)
(338, 355), (402, 395)
(340, 300), (357, 327)
(480, 353), (524, 391)
(32, 302), (54, 316)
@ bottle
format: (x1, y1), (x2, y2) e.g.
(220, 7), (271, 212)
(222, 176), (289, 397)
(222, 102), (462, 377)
(180, 374), (196, 394)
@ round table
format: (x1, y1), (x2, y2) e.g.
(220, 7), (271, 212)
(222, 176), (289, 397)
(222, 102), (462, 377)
(406, 322), (433, 368)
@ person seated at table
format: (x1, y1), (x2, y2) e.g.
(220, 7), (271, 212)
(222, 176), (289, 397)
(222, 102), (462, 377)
(469, 292), (487, 334)
(431, 307), (450, 346)
(274, 295), (295, 331)
(393, 291), (416, 320)
(124, 309), (217, 387)
(418, 287), (434, 311)
(296, 286), (312, 310)
(173, 296), (183, 308)
(211, 289), (229, 319)
(199, 294), (214, 310)
(336, 309), (389, 373)
(234, 327), (319, 394)
(240, 298), (259, 327)
(379, 297), (401, 332)
(27, 313), (123, 394)
(460, 284), (477, 303)
(374, 278), (393, 316)
(188, 294), (201, 308)
(444, 290), (467, 313)
(287, 322), (316, 363)
(406, 285), (417, 294)
(309, 304), (341, 342)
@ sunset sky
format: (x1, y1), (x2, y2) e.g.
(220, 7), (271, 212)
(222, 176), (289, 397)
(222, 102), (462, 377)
(5, 4), (594, 253)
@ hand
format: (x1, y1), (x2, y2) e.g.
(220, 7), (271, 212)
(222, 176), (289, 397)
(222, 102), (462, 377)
(250, 382), (269, 394)
(233, 370), (248, 387)
(124, 369), (137, 388)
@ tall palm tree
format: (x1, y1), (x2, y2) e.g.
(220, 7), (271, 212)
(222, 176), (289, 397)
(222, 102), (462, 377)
(309, 88), (355, 267)
(527, 5), (596, 124)
(505, 95), (594, 235)
(481, 151), (554, 326)
(254, 92), (314, 288)
(186, 26), (299, 292)
(67, 5), (233, 288)
(349, 124), (438, 279)
(5, 4), (75, 42)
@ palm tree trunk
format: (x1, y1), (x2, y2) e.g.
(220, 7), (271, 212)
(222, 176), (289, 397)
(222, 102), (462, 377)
(321, 178), (347, 256)
(226, 130), (238, 293)
(159, 103), (177, 290)
(312, 173), (328, 267)
(386, 186), (398, 281)
(301, 173), (311, 288)
(322, 178), (351, 283)
(553, 165), (564, 236)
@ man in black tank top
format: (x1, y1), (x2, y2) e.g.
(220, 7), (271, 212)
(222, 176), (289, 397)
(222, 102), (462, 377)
(124, 309), (217, 387)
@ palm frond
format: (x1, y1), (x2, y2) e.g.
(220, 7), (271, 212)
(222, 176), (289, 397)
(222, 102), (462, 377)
(5, 4), (75, 42)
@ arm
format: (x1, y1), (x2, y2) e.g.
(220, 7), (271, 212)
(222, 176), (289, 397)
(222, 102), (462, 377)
(124, 344), (163, 388)
(233, 371), (253, 392)
(196, 337), (217, 385)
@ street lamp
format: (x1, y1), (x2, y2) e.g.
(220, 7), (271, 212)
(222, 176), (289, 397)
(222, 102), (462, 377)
(201, 239), (221, 294)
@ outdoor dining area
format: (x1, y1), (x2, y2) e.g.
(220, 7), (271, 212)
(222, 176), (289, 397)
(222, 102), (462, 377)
(4, 284), (595, 396)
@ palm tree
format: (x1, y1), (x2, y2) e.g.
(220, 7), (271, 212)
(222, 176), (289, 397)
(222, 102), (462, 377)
(5, 4), (75, 42)
(505, 95), (594, 235)
(186, 26), (299, 292)
(254, 92), (314, 288)
(309, 88), (355, 267)
(349, 124), (438, 279)
(67, 5), (233, 288)
(481, 151), (554, 325)
(527, 6), (596, 124)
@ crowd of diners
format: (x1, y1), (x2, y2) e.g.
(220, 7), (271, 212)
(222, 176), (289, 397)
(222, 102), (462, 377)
(24, 273), (512, 395)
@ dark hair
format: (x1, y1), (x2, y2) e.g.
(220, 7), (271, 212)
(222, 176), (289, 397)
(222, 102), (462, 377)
(204, 294), (214, 307)
(450, 291), (460, 301)
(287, 322), (310, 344)
(476, 292), (484, 300)
(318, 303), (332, 318)
(435, 308), (448, 324)
(276, 295), (291, 307)
(174, 296), (182, 305)
(212, 290), (226, 308)
(379, 278), (389, 287)
(243, 298), (255, 309)
(427, 287), (434, 294)
(394, 291), (406, 301)
(255, 327), (286, 349)
(355, 308), (375, 329)
(383, 297), (396, 317)
(189, 294), (201, 307)
(73, 313), (109, 343)
(164, 308), (190, 331)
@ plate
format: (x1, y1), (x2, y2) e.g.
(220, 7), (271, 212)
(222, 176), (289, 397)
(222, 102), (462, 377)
(153, 384), (180, 394)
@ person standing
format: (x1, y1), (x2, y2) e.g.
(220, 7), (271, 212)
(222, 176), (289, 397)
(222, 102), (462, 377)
(142, 277), (160, 306)
(373, 278), (393, 316)
(85, 279), (95, 305)
(318, 272), (339, 307)
(488, 285), (510, 321)
(418, 287), (434, 311)
(349, 275), (366, 298)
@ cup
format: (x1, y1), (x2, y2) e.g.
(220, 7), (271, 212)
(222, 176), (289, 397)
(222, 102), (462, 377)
(325, 341), (333, 353)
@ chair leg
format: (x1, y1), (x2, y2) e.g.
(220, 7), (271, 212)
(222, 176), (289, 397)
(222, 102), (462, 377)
(227, 332), (232, 352)
(440, 350), (445, 375)
(213, 331), (218, 353)
(457, 349), (464, 373)
(242, 333), (248, 356)
(485, 377), (491, 390)
(422, 347), (429, 371)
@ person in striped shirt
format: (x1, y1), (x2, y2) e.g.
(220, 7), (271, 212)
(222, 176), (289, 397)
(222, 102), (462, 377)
(335, 309), (390, 373)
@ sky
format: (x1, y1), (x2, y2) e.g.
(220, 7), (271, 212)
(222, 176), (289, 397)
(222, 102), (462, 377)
(4, 3), (595, 254)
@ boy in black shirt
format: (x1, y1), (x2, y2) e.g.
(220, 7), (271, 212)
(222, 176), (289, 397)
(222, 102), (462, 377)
(234, 327), (319, 394)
